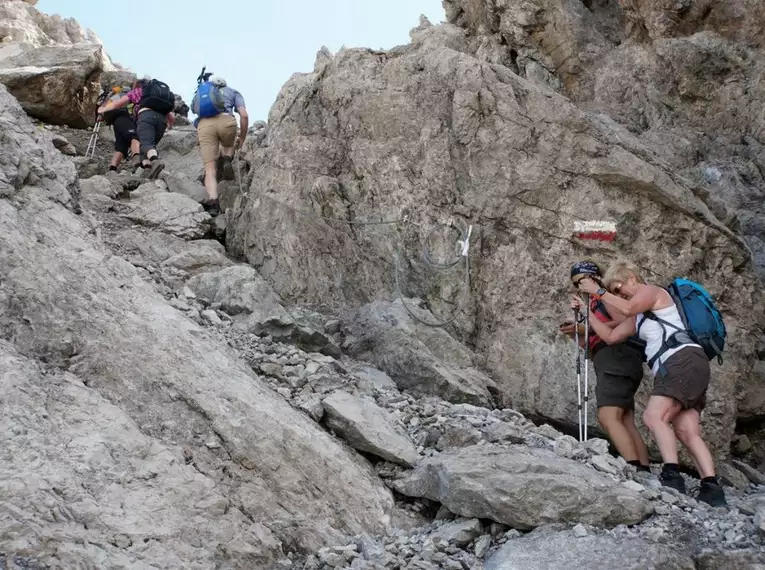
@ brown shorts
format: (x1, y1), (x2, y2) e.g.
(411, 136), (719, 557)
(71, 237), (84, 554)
(653, 346), (709, 411)
(593, 344), (645, 410)
(197, 113), (237, 163)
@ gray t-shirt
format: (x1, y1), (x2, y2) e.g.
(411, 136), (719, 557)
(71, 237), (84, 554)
(221, 86), (245, 114)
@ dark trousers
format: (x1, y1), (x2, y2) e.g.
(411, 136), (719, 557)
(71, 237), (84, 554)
(136, 109), (167, 160)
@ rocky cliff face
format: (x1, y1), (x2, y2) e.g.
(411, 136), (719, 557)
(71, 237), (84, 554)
(225, 3), (765, 459)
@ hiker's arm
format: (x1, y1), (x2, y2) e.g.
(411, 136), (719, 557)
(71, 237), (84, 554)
(166, 112), (175, 130)
(98, 94), (129, 114)
(600, 298), (630, 325)
(579, 277), (657, 316)
(236, 105), (248, 148)
(588, 313), (636, 345)
(571, 294), (619, 329)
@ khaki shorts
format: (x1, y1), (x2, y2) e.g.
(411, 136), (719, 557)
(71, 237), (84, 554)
(197, 114), (237, 163)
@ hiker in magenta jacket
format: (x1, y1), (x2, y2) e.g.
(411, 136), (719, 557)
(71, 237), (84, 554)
(575, 259), (726, 507)
(98, 79), (175, 179)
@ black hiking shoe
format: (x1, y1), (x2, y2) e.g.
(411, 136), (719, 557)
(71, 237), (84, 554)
(221, 155), (235, 181)
(203, 198), (220, 217)
(697, 479), (727, 508)
(659, 468), (686, 494)
(146, 159), (165, 180)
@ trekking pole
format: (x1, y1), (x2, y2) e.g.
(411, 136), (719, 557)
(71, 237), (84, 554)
(574, 307), (583, 442)
(86, 119), (102, 159)
(583, 294), (590, 441)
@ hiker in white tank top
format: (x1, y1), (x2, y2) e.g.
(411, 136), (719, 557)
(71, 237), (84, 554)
(636, 303), (703, 377)
(576, 259), (726, 507)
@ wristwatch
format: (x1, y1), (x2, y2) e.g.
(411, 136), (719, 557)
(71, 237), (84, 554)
(596, 288), (607, 297)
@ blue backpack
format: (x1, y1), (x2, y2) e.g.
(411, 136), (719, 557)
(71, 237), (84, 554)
(192, 81), (226, 118)
(638, 278), (726, 370)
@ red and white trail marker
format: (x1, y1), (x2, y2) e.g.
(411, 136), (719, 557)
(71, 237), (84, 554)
(573, 220), (617, 242)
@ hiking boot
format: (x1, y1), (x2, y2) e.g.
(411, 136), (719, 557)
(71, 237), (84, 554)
(203, 198), (220, 217)
(221, 155), (235, 181)
(146, 159), (165, 180)
(659, 468), (686, 494)
(697, 479), (727, 508)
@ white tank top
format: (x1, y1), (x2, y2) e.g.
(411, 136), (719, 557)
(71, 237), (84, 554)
(636, 302), (701, 376)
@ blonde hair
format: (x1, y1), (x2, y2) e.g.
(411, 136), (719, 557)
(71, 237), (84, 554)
(604, 259), (645, 289)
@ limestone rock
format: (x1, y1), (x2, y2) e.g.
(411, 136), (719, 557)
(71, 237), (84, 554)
(51, 133), (77, 155)
(80, 174), (121, 199)
(342, 300), (496, 406)
(485, 528), (695, 570)
(694, 549), (765, 570)
(123, 192), (212, 240)
(323, 390), (420, 467)
(130, 179), (168, 199)
(0, 82), (393, 565)
(224, 20), (764, 454)
(161, 240), (233, 274)
(186, 265), (295, 335)
(0, 83), (76, 207)
(431, 518), (482, 547)
(0, 43), (106, 128)
(392, 445), (653, 529)
(160, 169), (208, 204)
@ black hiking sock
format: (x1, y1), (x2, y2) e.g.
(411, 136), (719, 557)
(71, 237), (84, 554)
(108, 165), (117, 171)
(661, 463), (679, 473)
(627, 460), (651, 473)
(701, 476), (720, 485)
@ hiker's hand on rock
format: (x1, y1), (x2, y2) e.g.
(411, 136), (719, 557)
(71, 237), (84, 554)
(577, 277), (599, 294)
(559, 320), (576, 336)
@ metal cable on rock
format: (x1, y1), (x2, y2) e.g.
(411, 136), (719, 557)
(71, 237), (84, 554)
(229, 152), (474, 328)
(394, 222), (473, 328)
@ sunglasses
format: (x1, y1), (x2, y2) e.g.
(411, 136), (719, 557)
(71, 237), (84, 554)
(610, 283), (623, 295)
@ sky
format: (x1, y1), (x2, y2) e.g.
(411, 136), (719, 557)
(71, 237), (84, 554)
(37, 0), (446, 121)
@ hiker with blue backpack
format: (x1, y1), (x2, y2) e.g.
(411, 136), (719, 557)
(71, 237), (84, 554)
(576, 259), (727, 507)
(191, 71), (249, 217)
(98, 77), (176, 179)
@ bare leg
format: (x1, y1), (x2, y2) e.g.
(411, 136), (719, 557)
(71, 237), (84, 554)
(109, 151), (124, 169)
(643, 395), (682, 464)
(204, 160), (218, 201)
(623, 408), (650, 465)
(598, 406), (639, 461)
(673, 408), (716, 478)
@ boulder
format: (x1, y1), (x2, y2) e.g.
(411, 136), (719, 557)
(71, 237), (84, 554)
(431, 518), (483, 547)
(392, 444), (653, 529)
(123, 192), (212, 240)
(0, 82), (393, 566)
(323, 390), (420, 467)
(79, 174), (121, 199)
(161, 240), (233, 274)
(342, 300), (496, 406)
(186, 265), (294, 334)
(130, 179), (168, 199)
(485, 527), (695, 570)
(0, 43), (106, 128)
(160, 169), (208, 203)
